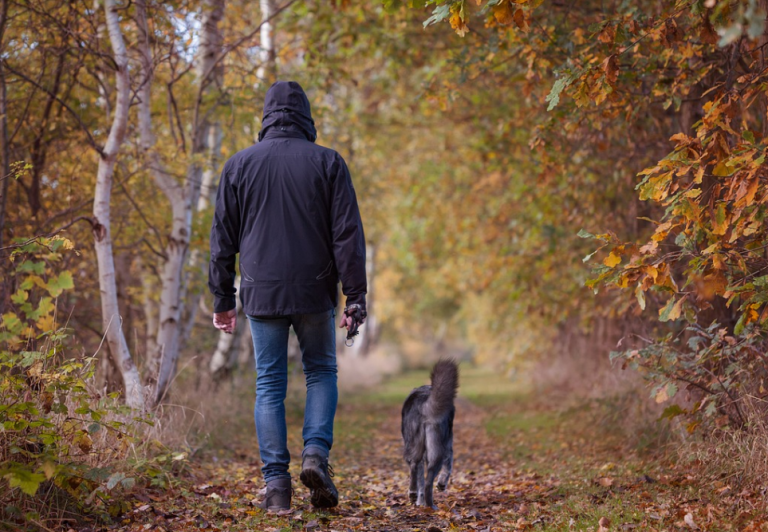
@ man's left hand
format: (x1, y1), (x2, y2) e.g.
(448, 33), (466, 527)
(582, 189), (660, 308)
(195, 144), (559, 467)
(213, 309), (237, 334)
(340, 313), (366, 330)
(340, 303), (366, 331)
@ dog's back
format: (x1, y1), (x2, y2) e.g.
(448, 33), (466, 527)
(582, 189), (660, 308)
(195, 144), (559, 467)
(401, 360), (458, 508)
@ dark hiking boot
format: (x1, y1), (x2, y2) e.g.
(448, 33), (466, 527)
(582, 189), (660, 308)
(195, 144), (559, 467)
(300, 454), (338, 508)
(257, 478), (292, 511)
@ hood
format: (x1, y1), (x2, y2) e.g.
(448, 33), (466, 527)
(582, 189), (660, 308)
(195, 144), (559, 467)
(258, 81), (317, 143)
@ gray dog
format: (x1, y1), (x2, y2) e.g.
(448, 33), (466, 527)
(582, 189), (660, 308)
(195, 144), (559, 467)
(401, 359), (459, 509)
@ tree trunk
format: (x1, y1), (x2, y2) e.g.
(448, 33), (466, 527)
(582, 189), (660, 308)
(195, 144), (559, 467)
(209, 276), (242, 377)
(208, 0), (278, 377)
(358, 242), (376, 355)
(139, 258), (159, 369)
(93, 0), (144, 410)
(257, 0), (277, 85)
(0, 0), (10, 254)
(139, 0), (225, 405)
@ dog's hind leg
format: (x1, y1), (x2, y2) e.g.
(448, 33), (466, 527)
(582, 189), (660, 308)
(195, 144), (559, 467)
(408, 459), (421, 504)
(423, 458), (441, 509)
(413, 460), (425, 506)
(436, 444), (453, 491)
(423, 427), (444, 509)
(437, 407), (455, 492)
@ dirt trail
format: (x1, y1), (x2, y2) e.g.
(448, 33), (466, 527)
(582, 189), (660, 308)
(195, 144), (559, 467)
(324, 397), (557, 531)
(106, 368), (767, 532)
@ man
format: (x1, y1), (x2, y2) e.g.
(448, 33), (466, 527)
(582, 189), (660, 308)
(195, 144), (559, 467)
(208, 81), (367, 511)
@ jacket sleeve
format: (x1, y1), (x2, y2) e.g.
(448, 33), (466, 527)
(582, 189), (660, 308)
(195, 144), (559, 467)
(208, 160), (240, 313)
(330, 154), (367, 307)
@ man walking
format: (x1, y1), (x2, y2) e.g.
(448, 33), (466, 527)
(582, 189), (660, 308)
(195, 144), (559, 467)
(208, 81), (367, 510)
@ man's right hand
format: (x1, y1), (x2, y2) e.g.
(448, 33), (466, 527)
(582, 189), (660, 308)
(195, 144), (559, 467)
(213, 309), (237, 334)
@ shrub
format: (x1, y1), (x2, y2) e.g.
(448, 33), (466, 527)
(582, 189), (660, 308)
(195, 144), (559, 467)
(0, 237), (179, 529)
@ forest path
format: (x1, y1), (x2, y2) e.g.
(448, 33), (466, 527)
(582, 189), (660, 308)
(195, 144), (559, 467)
(115, 367), (765, 532)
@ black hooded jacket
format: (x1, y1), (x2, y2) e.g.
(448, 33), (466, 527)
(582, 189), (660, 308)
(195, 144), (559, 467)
(208, 81), (366, 316)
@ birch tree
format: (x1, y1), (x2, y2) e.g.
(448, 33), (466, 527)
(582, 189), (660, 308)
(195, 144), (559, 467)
(92, 0), (143, 409)
(137, 0), (226, 405)
(208, 0), (277, 377)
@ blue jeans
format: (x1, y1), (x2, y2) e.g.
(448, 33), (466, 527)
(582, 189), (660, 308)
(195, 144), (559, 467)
(248, 310), (338, 482)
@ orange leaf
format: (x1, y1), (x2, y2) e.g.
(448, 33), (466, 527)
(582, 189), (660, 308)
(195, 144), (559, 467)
(493, 2), (514, 25)
(602, 54), (619, 84)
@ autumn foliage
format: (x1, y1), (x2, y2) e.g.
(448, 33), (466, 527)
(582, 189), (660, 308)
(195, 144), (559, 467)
(418, 0), (768, 433)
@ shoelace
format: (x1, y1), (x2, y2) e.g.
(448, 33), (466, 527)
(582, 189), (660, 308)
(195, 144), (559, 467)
(326, 463), (335, 478)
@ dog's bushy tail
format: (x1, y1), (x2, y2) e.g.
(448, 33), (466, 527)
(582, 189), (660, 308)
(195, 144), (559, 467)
(426, 359), (459, 420)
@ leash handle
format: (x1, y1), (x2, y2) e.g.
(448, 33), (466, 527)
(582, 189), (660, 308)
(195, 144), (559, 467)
(343, 304), (367, 347)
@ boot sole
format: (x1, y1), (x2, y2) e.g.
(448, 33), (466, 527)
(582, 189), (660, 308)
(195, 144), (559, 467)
(300, 468), (338, 508)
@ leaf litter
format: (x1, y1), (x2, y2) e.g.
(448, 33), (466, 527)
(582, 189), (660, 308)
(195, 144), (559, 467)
(78, 374), (767, 532)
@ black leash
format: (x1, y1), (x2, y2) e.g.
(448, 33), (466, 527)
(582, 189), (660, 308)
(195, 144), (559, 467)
(343, 304), (367, 347)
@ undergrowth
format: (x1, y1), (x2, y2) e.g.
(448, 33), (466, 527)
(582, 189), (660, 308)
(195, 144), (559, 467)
(0, 237), (185, 530)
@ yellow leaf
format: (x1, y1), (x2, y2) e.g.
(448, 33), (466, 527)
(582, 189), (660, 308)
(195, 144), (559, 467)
(36, 314), (56, 334)
(713, 161), (733, 176)
(668, 296), (685, 321)
(670, 132), (694, 144)
(41, 461), (56, 480)
(450, 11), (469, 36)
(604, 252), (621, 268)
(684, 188), (702, 198)
(77, 432), (93, 454)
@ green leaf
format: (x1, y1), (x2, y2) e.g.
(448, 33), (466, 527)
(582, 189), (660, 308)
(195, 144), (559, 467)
(5, 469), (45, 496)
(16, 260), (45, 275)
(10, 290), (28, 305)
(659, 404), (685, 421)
(424, 4), (451, 27)
(546, 76), (570, 111)
(106, 472), (126, 491)
(734, 311), (747, 335)
(635, 285), (646, 310)
(46, 271), (74, 298)
(659, 297), (676, 322)
(577, 229), (594, 239)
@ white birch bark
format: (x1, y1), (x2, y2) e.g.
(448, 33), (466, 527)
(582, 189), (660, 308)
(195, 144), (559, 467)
(256, 0), (276, 84)
(92, 0), (144, 409)
(137, 0), (225, 404)
(209, 276), (242, 375)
